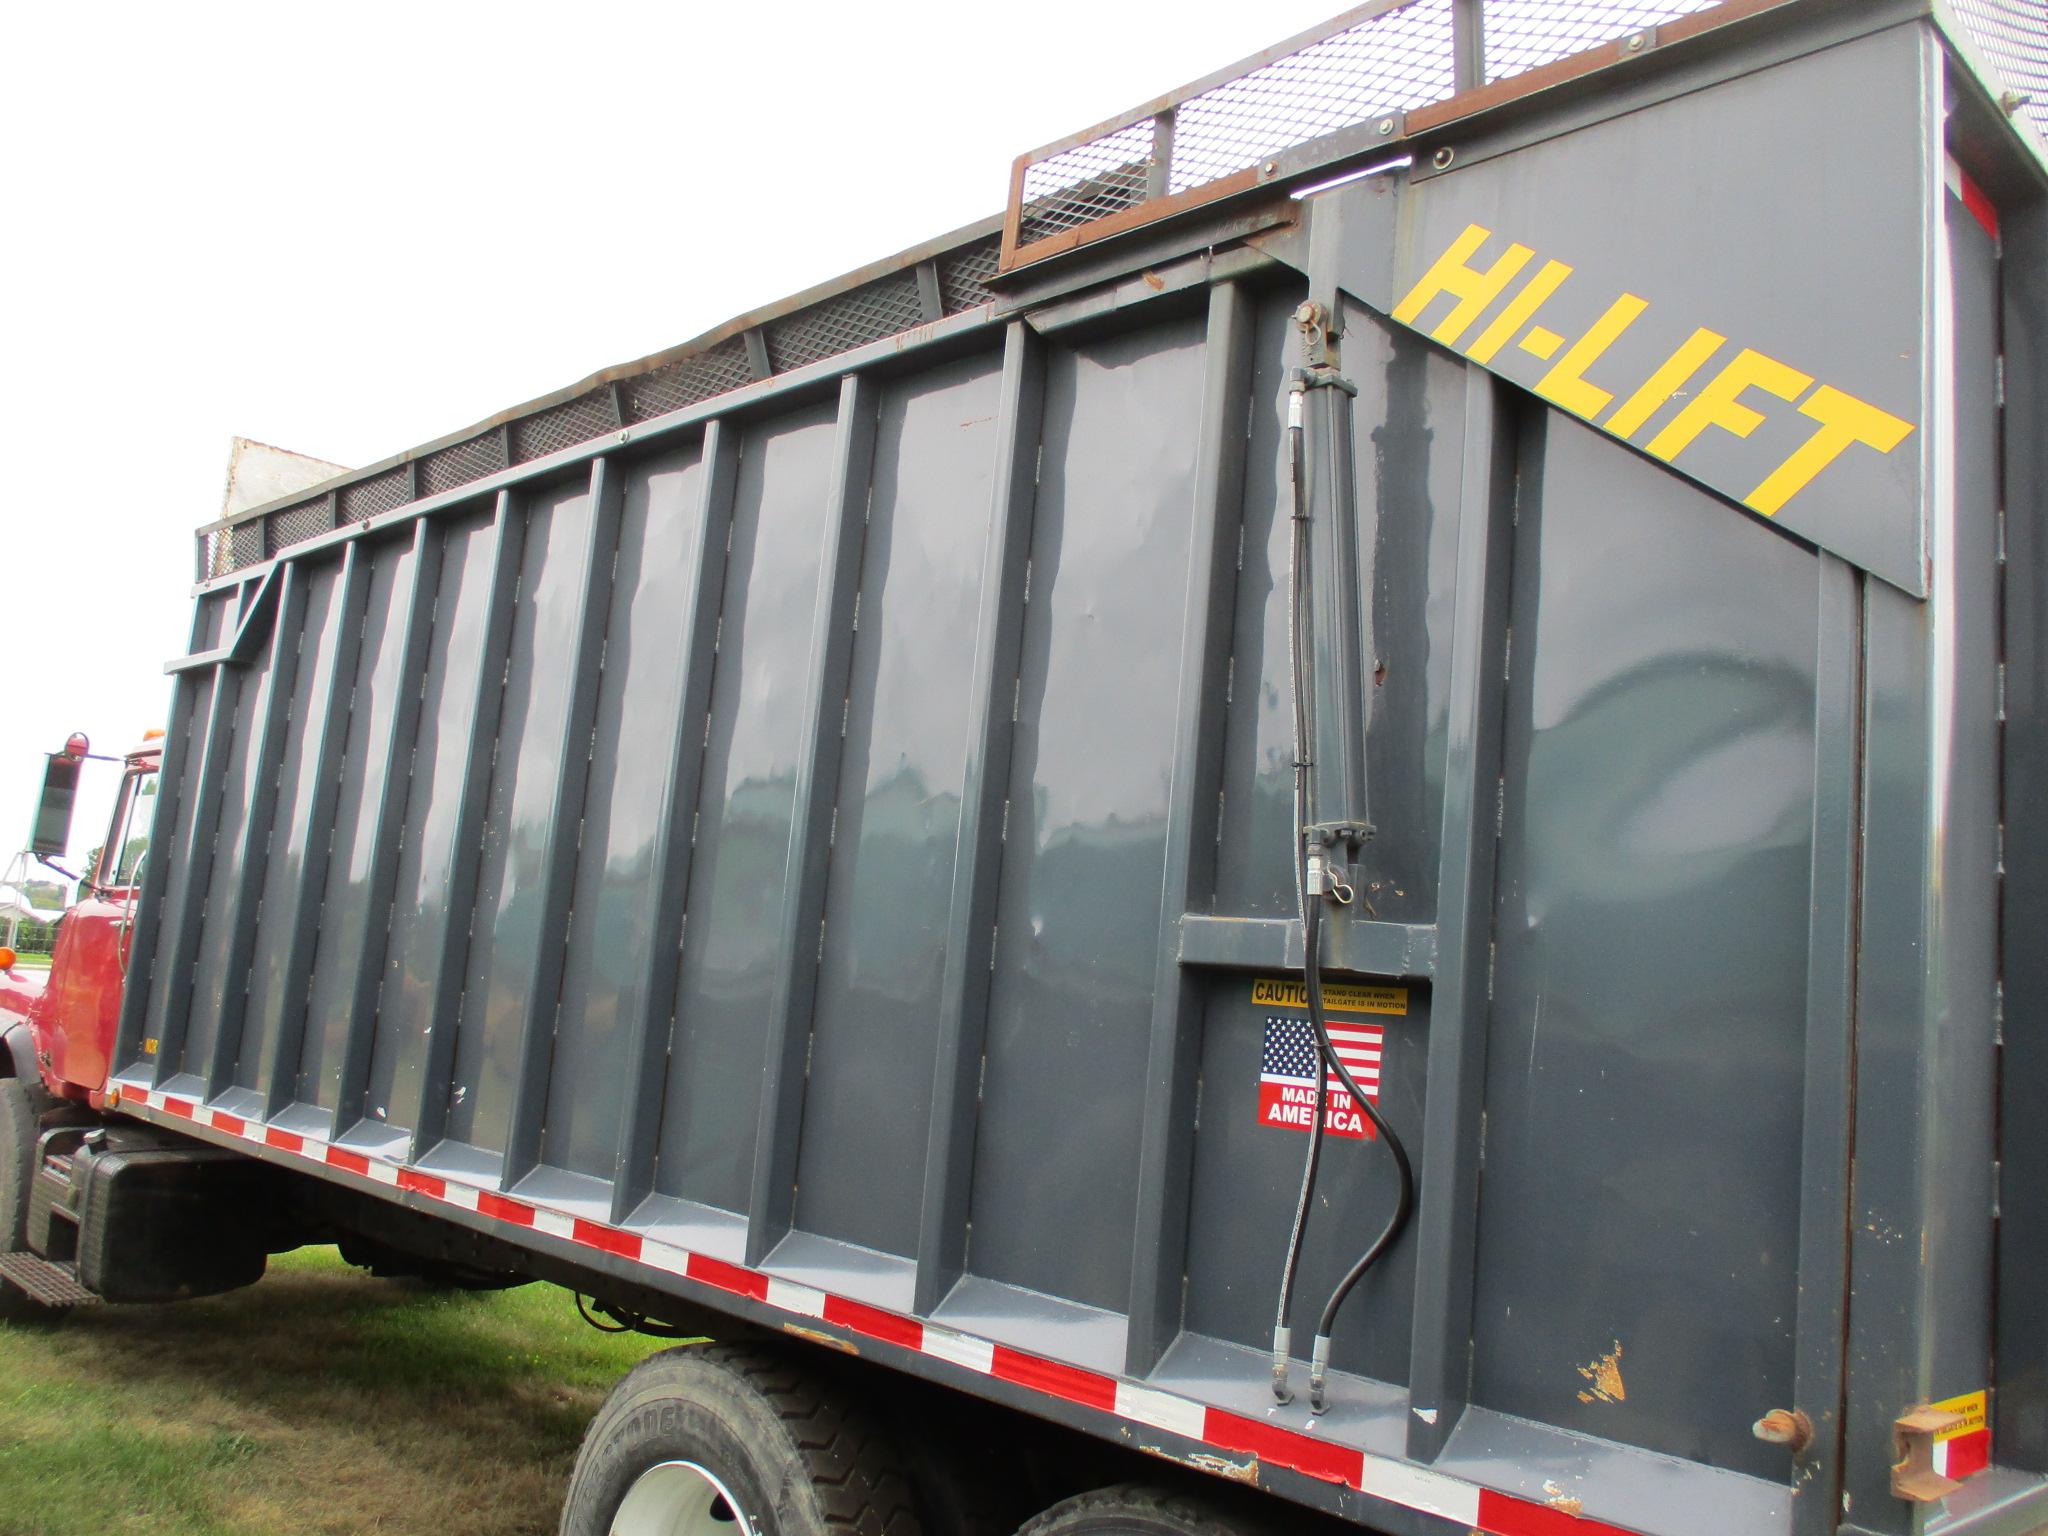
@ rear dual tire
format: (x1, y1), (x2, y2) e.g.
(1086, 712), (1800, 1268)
(1016, 1485), (1270, 1536)
(560, 1342), (921, 1536)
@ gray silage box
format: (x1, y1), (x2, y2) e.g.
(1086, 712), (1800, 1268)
(115, 2), (2048, 1532)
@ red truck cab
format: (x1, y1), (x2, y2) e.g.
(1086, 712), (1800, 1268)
(0, 739), (160, 1105)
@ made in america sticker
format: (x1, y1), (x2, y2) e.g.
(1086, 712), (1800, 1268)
(1254, 977), (1405, 1141)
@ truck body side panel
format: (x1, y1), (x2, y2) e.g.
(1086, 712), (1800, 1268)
(105, 8), (2048, 1534)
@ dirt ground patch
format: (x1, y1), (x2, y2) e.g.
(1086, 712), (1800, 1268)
(0, 1246), (664, 1536)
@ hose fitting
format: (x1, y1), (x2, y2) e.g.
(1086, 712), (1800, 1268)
(1309, 1333), (1334, 1414)
(1270, 1326), (1295, 1404)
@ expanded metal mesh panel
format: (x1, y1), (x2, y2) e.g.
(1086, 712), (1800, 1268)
(940, 239), (1003, 313)
(768, 270), (931, 373)
(265, 494), (334, 556)
(230, 522), (265, 571)
(1167, 0), (1458, 193)
(1018, 119), (1158, 246)
(341, 467), (410, 524)
(1008, 0), (1794, 255)
(1950, 0), (2048, 137)
(622, 338), (756, 422)
(420, 432), (507, 497)
(512, 389), (620, 464)
(1483, 1), (1722, 84)
(197, 529), (227, 581)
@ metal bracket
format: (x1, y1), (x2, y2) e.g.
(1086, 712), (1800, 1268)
(1292, 301), (1341, 371)
(1892, 1405), (1969, 1503)
(164, 564), (283, 674)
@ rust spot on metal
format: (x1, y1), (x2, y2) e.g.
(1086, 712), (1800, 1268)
(1184, 1452), (1260, 1484)
(1541, 1482), (1584, 1516)
(1133, 1440), (1259, 1484)
(1143, 270), (1168, 291)
(1753, 1407), (1815, 1454)
(781, 1324), (859, 1355)
(1575, 1341), (1626, 1405)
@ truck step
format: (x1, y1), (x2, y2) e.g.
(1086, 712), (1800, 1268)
(0, 1252), (100, 1308)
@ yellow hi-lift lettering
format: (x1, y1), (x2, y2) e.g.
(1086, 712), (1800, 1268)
(1393, 222), (1914, 516)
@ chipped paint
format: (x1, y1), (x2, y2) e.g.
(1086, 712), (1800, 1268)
(1183, 1452), (1261, 1485)
(1134, 1437), (1261, 1485)
(782, 1324), (860, 1355)
(1542, 1480), (1586, 1516)
(1576, 1342), (1626, 1405)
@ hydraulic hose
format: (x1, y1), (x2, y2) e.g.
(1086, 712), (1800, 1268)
(1304, 895), (1414, 1413)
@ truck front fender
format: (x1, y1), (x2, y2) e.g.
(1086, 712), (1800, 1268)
(1, 1019), (38, 1084)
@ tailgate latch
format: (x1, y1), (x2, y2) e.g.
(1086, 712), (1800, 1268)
(1892, 1405), (1969, 1503)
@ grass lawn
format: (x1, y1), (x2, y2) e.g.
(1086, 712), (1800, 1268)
(0, 1247), (667, 1536)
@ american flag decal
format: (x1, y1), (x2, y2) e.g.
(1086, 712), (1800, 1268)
(1259, 1015), (1382, 1140)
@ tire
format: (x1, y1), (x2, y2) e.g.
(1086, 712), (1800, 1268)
(1015, 1485), (1271, 1536)
(0, 1076), (67, 1325)
(559, 1341), (923, 1536)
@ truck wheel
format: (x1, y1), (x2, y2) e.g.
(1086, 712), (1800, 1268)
(1015, 1486), (1269, 1536)
(559, 1341), (922, 1536)
(0, 1077), (66, 1325)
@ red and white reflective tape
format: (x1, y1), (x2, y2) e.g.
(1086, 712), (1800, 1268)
(118, 1083), (1640, 1536)
(1945, 154), (1999, 241)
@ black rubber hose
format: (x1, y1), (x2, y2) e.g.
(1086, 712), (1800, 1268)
(1305, 903), (1414, 1412)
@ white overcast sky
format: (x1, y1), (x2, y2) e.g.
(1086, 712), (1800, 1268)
(0, 0), (1340, 874)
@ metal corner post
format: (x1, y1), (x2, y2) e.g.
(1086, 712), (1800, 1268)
(115, 600), (226, 1082)
(1451, 0), (1486, 92)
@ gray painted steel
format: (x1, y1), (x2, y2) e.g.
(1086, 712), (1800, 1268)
(116, 7), (2048, 1534)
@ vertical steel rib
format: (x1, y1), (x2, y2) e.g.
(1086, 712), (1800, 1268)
(1404, 373), (1517, 1462)
(262, 543), (371, 1118)
(114, 593), (226, 1078)
(407, 492), (527, 1158)
(609, 422), (740, 1224)
(1788, 553), (1862, 1536)
(332, 522), (445, 1136)
(503, 458), (625, 1183)
(745, 374), (878, 1266)
(205, 563), (308, 1098)
(915, 321), (1044, 1315)
(1126, 280), (1254, 1375)
(129, 599), (242, 1086)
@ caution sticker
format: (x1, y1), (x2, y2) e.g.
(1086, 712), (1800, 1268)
(1249, 978), (1408, 1015)
(1252, 978), (1403, 1141)
(1932, 1390), (1990, 1481)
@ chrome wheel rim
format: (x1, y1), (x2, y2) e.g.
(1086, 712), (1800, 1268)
(609, 1459), (754, 1536)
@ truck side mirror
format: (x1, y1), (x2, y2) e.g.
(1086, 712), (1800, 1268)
(30, 734), (89, 859)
